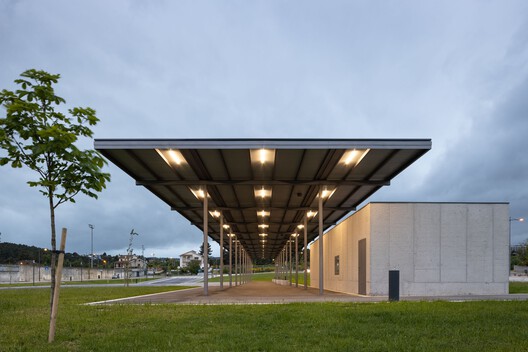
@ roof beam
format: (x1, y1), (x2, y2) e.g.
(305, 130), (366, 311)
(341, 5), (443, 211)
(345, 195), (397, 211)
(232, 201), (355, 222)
(137, 179), (389, 187)
(172, 206), (356, 212)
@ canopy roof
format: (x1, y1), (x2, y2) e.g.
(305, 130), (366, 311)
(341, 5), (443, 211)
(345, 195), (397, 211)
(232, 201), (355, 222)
(95, 138), (431, 260)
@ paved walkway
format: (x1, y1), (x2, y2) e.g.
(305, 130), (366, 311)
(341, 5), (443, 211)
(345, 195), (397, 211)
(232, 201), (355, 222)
(88, 280), (528, 305)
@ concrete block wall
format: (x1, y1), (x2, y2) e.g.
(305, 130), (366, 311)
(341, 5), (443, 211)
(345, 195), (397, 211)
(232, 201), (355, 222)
(311, 202), (509, 297)
(370, 203), (509, 296)
(310, 205), (371, 294)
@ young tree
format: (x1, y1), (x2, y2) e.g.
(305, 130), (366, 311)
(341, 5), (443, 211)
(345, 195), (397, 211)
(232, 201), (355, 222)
(0, 69), (111, 313)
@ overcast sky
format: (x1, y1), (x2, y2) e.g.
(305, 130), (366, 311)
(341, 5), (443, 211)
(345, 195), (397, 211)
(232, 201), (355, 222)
(1, 0), (527, 258)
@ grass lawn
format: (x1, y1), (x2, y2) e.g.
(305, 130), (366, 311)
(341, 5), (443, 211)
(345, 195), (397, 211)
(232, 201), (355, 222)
(1, 284), (528, 351)
(509, 281), (528, 293)
(0, 277), (158, 287)
(209, 271), (310, 285)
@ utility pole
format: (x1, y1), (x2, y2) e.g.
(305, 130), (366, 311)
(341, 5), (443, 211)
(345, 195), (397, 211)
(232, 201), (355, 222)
(88, 224), (94, 279)
(141, 244), (146, 278)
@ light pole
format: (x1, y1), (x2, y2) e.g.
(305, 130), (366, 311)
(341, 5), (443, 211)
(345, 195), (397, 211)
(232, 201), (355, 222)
(509, 217), (525, 271)
(38, 248), (48, 281)
(88, 224), (94, 279)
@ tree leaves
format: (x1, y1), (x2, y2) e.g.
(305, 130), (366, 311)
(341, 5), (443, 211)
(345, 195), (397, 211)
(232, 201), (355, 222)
(0, 68), (111, 227)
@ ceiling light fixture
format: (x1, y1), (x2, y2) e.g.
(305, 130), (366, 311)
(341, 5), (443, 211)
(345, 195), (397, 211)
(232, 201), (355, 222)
(254, 186), (272, 198)
(156, 149), (187, 167)
(306, 210), (318, 218)
(190, 188), (207, 199)
(319, 187), (336, 199)
(250, 148), (276, 165)
(257, 210), (270, 217)
(340, 149), (370, 167)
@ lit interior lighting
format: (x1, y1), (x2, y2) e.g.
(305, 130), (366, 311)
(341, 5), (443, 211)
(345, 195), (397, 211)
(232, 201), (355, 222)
(340, 149), (370, 167)
(260, 239), (267, 243)
(157, 149), (187, 166)
(190, 188), (207, 199)
(319, 187), (336, 199)
(168, 149), (183, 165)
(306, 210), (318, 218)
(254, 186), (272, 198)
(291, 233), (299, 237)
(258, 224), (269, 229)
(297, 224), (304, 229)
(228, 233), (236, 238)
(209, 210), (221, 218)
(259, 149), (267, 164)
(257, 210), (270, 217)
(250, 149), (276, 165)
(259, 233), (268, 237)
(223, 224), (230, 229)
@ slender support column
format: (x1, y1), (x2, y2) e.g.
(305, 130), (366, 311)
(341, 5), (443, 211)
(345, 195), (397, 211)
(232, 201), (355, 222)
(235, 239), (238, 286)
(295, 233), (299, 288)
(229, 233), (233, 287)
(318, 188), (324, 295)
(304, 215), (308, 290)
(289, 239), (292, 286)
(203, 189), (209, 296)
(241, 248), (244, 285)
(220, 215), (224, 289)
(283, 248), (286, 280)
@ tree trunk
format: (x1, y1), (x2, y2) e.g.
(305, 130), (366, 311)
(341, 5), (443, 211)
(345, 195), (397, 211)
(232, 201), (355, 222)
(49, 193), (57, 315)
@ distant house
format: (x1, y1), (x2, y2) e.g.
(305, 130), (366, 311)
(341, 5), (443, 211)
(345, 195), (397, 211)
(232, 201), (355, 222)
(180, 250), (203, 268)
(114, 255), (147, 269)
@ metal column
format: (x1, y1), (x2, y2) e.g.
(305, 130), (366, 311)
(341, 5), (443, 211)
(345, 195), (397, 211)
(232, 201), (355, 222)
(234, 239), (238, 286)
(203, 189), (209, 296)
(220, 214), (224, 289)
(289, 238), (292, 286)
(304, 215), (308, 290)
(229, 233), (232, 287)
(295, 233), (299, 288)
(318, 188), (324, 295)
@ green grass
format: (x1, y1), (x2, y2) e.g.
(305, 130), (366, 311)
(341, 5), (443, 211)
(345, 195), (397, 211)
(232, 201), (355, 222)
(509, 281), (528, 293)
(0, 277), (158, 287)
(208, 271), (310, 285)
(1, 286), (528, 351)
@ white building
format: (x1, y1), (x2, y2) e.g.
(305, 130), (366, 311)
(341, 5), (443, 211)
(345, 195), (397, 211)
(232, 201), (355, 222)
(180, 250), (203, 268)
(310, 202), (509, 296)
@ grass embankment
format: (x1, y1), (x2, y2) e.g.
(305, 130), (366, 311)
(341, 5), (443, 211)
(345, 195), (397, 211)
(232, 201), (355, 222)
(1, 285), (528, 351)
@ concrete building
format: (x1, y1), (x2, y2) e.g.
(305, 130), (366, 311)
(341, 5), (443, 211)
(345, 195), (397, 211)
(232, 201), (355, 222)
(310, 202), (509, 296)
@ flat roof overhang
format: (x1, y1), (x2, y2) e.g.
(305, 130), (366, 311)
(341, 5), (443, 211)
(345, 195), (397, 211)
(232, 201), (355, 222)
(95, 138), (431, 260)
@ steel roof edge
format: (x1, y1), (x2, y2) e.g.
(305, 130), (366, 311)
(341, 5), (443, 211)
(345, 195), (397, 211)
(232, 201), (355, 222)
(368, 201), (509, 205)
(94, 138), (432, 150)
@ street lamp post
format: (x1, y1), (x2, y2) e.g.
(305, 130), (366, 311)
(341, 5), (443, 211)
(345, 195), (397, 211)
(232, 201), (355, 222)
(88, 224), (94, 279)
(38, 248), (47, 281)
(509, 217), (525, 272)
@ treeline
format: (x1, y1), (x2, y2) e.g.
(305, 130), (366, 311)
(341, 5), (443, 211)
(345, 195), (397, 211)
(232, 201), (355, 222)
(0, 242), (118, 268)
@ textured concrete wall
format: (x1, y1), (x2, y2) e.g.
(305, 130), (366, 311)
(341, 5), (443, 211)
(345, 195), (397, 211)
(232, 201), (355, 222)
(0, 265), (118, 283)
(370, 203), (509, 296)
(310, 205), (371, 294)
(311, 202), (509, 296)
